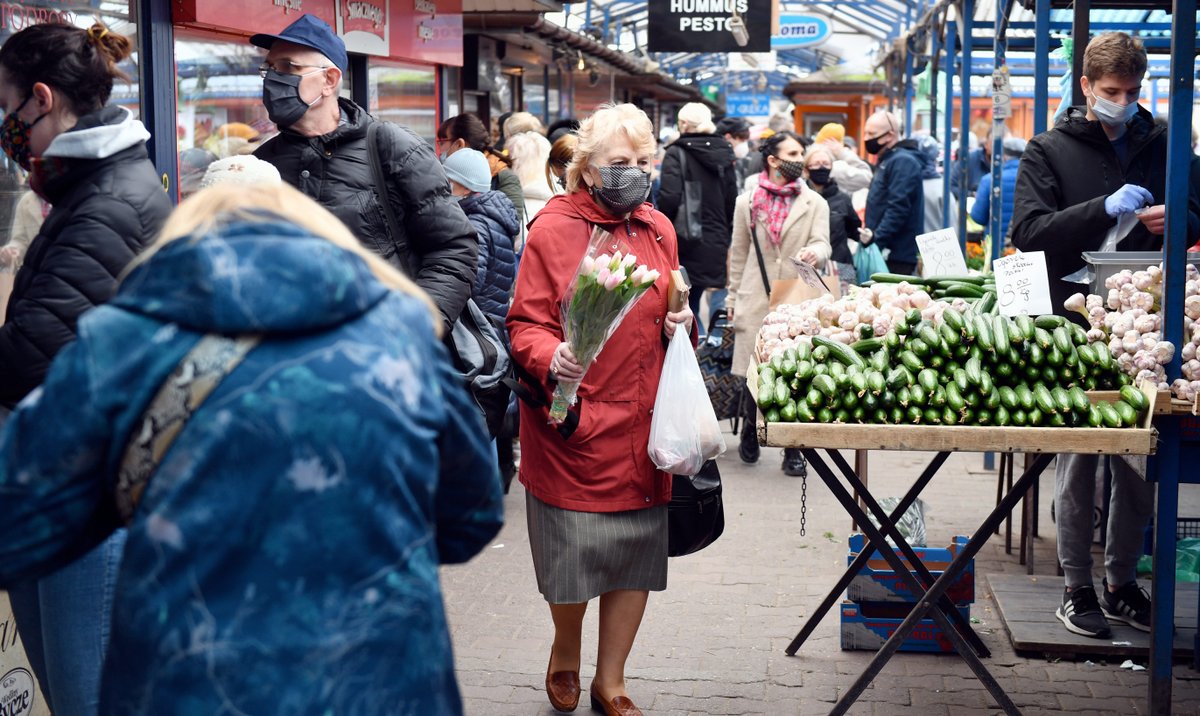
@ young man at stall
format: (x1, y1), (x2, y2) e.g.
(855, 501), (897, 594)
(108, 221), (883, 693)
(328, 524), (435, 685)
(1010, 32), (1199, 638)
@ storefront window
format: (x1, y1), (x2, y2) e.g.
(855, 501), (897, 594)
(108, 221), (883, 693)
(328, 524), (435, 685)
(523, 68), (546, 125)
(0, 2), (137, 254)
(369, 61), (437, 145)
(175, 34), (269, 197)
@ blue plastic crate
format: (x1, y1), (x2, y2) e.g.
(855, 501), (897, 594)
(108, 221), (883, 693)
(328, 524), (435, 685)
(846, 533), (975, 605)
(840, 601), (971, 654)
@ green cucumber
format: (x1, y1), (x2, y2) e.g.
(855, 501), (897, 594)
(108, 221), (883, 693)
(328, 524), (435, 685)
(866, 371), (886, 395)
(812, 335), (867, 369)
(942, 307), (966, 334)
(796, 401), (815, 422)
(978, 371), (994, 396)
(1034, 384), (1056, 414)
(780, 401), (798, 422)
(995, 405), (1011, 426)
(1120, 385), (1150, 412)
(923, 407), (943, 424)
(1015, 384), (1036, 410)
(1087, 405), (1103, 427)
(857, 323), (876, 341)
(946, 382), (967, 412)
(930, 385), (948, 408)
(812, 374), (837, 398)
(917, 369), (939, 394)
(850, 373), (869, 396)
(1114, 400), (1139, 427)
(1051, 386), (1072, 414)
(993, 315), (1012, 356)
(897, 386), (913, 407)
(812, 345), (830, 363)
(1098, 402), (1122, 428)
(973, 315), (994, 352)
(758, 385), (775, 408)
(899, 351), (924, 373)
(942, 406), (959, 425)
(852, 338), (884, 355)
(806, 388), (824, 409)
(817, 407), (835, 423)
(1069, 386), (1091, 413)
(887, 366), (914, 390)
(871, 272), (928, 284)
(1027, 407), (1044, 426)
(795, 360), (815, 382)
(1011, 409), (1028, 427)
(953, 368), (970, 395)
(1014, 315), (1036, 342)
(906, 405), (924, 424)
(942, 285), (987, 298)
(1027, 343), (1045, 367)
(998, 386), (1019, 410)
(1033, 327), (1054, 351)
(1052, 326), (1073, 355)
(764, 408), (781, 423)
(869, 348), (890, 372)
(775, 379), (790, 407)
(795, 342), (812, 361)
(1093, 343), (1113, 370)
(907, 337), (931, 359)
(977, 290), (998, 315)
(1070, 324), (1089, 347)
(965, 357), (984, 386)
(1034, 315), (1067, 330)
(1076, 344), (1097, 365)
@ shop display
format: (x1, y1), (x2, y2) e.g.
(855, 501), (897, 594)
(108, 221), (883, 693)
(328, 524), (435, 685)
(754, 274), (1145, 428)
(1065, 263), (1199, 402)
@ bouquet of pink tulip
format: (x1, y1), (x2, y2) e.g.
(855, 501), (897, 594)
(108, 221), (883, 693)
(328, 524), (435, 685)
(549, 228), (660, 423)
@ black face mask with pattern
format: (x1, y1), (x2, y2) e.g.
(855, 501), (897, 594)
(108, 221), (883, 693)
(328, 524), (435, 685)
(591, 165), (651, 215)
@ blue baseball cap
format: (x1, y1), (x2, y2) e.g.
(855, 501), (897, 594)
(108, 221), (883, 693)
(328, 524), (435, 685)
(250, 14), (348, 74)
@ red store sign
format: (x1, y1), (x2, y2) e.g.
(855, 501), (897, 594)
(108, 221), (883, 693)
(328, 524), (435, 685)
(174, 0), (462, 66)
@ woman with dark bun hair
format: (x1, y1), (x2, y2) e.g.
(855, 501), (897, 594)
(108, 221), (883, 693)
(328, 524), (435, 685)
(0, 21), (171, 715)
(437, 113), (527, 226)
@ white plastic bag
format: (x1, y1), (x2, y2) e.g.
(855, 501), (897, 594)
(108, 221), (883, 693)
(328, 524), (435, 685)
(648, 328), (727, 476)
(1065, 211), (1139, 284)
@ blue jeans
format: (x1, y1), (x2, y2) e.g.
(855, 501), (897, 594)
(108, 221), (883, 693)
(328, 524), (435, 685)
(8, 529), (126, 716)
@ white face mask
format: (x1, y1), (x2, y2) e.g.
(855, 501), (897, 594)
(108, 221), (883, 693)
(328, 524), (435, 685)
(1090, 94), (1138, 128)
(733, 141), (750, 160)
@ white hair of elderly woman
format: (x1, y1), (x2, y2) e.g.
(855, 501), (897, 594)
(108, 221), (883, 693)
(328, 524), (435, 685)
(676, 102), (715, 134)
(565, 103), (655, 193)
(200, 155), (283, 189)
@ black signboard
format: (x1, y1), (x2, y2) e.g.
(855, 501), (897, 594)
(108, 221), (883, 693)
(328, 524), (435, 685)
(647, 0), (773, 53)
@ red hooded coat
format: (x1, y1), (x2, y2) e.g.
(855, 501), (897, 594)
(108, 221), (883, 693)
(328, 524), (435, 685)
(507, 190), (684, 512)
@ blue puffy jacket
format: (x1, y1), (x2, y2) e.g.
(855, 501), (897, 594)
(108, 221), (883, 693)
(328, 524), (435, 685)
(460, 190), (519, 323)
(971, 158), (1021, 242)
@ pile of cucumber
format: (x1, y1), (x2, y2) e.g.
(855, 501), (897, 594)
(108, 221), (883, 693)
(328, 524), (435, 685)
(756, 274), (1150, 428)
(864, 272), (997, 302)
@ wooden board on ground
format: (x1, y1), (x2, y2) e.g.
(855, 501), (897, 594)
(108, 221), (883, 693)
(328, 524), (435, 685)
(986, 573), (1196, 659)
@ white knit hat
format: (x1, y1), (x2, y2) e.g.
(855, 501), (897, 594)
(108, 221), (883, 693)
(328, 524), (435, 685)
(200, 155), (282, 189)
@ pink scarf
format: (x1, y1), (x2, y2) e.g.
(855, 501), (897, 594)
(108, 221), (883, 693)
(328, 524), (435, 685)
(750, 171), (802, 247)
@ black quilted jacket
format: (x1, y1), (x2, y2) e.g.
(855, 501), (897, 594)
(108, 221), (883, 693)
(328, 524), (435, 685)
(255, 99), (478, 331)
(0, 106), (170, 408)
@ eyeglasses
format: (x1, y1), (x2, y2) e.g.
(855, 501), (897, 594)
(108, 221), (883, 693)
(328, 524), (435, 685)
(258, 60), (332, 79)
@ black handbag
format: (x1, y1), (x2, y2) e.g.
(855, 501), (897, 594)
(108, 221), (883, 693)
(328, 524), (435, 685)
(695, 309), (741, 420)
(668, 460), (725, 557)
(671, 147), (704, 240)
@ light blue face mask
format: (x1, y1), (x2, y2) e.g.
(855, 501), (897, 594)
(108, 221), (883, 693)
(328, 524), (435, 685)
(1090, 94), (1138, 127)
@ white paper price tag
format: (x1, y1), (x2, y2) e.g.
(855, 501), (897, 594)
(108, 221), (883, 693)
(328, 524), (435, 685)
(916, 228), (968, 277)
(993, 251), (1053, 316)
(790, 256), (832, 293)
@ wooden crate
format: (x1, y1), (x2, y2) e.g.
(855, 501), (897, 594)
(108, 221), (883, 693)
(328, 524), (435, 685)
(748, 364), (1158, 455)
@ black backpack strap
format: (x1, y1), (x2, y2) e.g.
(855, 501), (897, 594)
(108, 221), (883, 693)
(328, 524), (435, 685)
(366, 122), (405, 249)
(748, 206), (772, 296)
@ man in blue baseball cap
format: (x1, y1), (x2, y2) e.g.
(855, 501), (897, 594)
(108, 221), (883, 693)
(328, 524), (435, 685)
(251, 13), (478, 333)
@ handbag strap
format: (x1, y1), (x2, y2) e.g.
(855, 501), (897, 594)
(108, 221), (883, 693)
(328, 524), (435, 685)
(748, 208), (772, 296)
(366, 122), (405, 259)
(114, 334), (259, 524)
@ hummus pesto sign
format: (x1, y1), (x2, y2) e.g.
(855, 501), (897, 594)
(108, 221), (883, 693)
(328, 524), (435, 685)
(647, 0), (773, 53)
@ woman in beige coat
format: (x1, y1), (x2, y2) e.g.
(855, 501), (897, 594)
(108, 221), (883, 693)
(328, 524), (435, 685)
(726, 131), (830, 476)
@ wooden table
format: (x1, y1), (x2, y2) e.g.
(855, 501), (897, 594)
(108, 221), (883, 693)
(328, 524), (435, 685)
(756, 379), (1159, 716)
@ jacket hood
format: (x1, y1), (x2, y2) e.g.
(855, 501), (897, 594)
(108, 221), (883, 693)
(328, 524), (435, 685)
(674, 134), (736, 174)
(1056, 105), (1162, 150)
(817, 179), (843, 197)
(113, 220), (389, 334)
(460, 190), (520, 236)
(43, 106), (150, 160)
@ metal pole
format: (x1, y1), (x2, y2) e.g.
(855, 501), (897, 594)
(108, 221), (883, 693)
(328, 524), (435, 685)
(942, 20), (957, 229)
(1149, 0), (1195, 710)
(1033, 0), (1050, 135)
(904, 38), (916, 134)
(989, 0), (1008, 264)
(930, 20), (941, 140)
(1070, 0), (1089, 106)
(137, 0), (179, 204)
(958, 0), (973, 249)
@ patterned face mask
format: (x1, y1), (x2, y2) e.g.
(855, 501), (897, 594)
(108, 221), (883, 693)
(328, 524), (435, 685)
(1, 96), (48, 171)
(591, 165), (651, 215)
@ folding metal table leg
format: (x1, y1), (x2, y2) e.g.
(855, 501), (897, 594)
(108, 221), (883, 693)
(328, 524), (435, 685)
(784, 451), (951, 656)
(827, 452), (1055, 716)
(824, 449), (990, 659)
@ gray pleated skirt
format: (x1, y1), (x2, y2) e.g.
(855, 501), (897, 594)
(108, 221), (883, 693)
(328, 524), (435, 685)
(526, 491), (668, 604)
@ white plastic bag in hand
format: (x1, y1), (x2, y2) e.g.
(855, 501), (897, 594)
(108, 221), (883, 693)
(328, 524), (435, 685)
(648, 329), (727, 476)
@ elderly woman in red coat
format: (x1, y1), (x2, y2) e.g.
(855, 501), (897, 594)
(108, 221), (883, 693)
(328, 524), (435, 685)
(507, 103), (693, 716)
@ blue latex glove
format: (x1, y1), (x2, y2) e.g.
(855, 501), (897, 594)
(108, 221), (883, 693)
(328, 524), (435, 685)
(1104, 184), (1154, 218)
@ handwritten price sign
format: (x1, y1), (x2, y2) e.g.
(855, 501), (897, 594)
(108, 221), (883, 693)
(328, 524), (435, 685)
(790, 256), (832, 293)
(993, 251), (1053, 316)
(916, 228), (969, 277)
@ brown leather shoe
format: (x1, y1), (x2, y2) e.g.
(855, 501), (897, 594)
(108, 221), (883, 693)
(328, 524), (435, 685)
(589, 685), (643, 716)
(545, 655), (580, 712)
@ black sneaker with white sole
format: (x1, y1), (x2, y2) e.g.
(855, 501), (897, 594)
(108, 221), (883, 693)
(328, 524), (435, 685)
(1101, 579), (1152, 632)
(1055, 585), (1112, 638)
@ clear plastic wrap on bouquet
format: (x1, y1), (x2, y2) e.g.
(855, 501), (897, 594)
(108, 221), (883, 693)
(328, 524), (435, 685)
(549, 225), (660, 423)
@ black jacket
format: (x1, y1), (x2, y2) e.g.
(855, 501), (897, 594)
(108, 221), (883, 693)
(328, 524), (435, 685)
(815, 179), (862, 265)
(658, 134), (739, 289)
(1010, 106), (1200, 318)
(0, 106), (170, 408)
(256, 99), (478, 331)
(864, 139), (925, 265)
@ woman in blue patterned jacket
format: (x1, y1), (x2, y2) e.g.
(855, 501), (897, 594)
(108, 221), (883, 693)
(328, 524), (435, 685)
(0, 182), (504, 715)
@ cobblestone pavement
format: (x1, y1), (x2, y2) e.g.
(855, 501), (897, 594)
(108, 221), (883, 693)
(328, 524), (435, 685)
(441, 443), (1200, 715)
